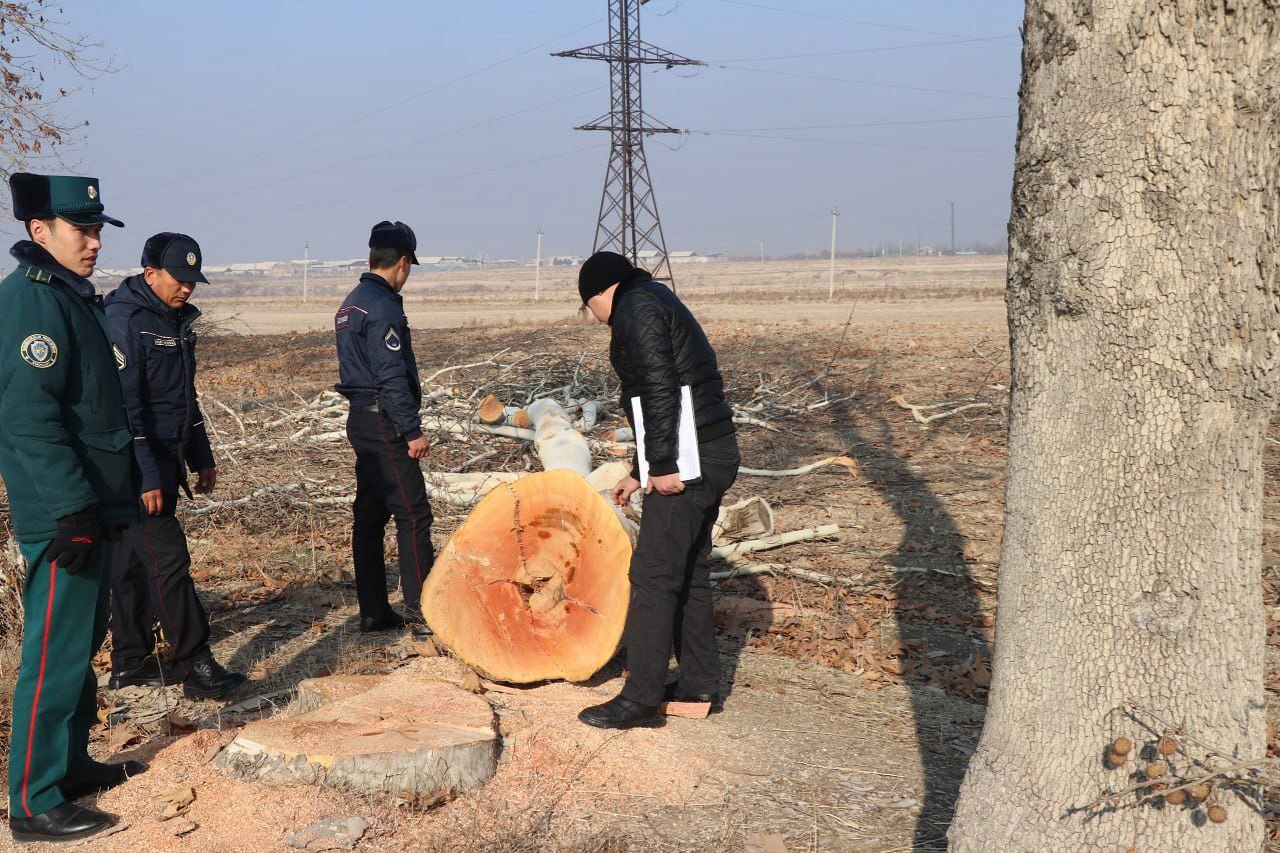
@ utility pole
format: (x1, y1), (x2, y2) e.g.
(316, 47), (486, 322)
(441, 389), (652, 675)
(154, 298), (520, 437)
(554, 0), (704, 292)
(828, 207), (840, 302)
(950, 201), (956, 255)
(534, 228), (543, 303)
(302, 241), (309, 304)
(759, 241), (765, 264)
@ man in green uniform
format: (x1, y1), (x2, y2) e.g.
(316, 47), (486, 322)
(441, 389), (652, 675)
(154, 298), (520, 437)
(0, 174), (142, 843)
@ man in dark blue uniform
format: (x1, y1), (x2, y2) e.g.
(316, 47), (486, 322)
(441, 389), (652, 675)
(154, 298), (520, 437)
(104, 233), (246, 701)
(334, 221), (433, 640)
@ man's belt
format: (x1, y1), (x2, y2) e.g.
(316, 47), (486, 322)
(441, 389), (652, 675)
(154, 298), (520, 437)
(355, 404), (381, 414)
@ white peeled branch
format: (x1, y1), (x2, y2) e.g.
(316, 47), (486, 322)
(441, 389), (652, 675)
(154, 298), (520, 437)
(739, 456), (857, 479)
(577, 400), (604, 431)
(710, 524), (840, 561)
(527, 398), (593, 476)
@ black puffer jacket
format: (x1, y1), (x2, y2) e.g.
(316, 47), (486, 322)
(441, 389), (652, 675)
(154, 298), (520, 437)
(609, 270), (734, 477)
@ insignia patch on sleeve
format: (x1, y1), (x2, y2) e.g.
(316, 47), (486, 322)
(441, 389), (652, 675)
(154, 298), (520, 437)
(113, 344), (127, 371)
(384, 328), (402, 352)
(19, 333), (57, 369)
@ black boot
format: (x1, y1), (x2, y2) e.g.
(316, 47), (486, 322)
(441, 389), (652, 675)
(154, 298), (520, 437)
(9, 802), (116, 843)
(183, 653), (247, 701)
(578, 695), (664, 730)
(663, 682), (722, 711)
(108, 656), (170, 690)
(60, 759), (147, 800)
(359, 610), (406, 633)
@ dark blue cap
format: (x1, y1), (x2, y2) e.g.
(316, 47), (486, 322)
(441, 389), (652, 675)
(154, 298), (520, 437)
(368, 220), (419, 265)
(142, 232), (208, 283)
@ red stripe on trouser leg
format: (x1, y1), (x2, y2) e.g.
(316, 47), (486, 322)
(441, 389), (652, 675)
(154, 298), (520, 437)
(377, 416), (425, 585)
(20, 559), (58, 817)
(139, 527), (182, 651)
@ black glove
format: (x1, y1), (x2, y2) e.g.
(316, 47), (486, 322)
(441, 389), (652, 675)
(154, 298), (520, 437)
(47, 508), (102, 575)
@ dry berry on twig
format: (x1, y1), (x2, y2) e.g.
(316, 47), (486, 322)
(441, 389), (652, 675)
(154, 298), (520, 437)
(1105, 750), (1127, 769)
(1157, 736), (1177, 756)
(1111, 737), (1132, 756)
(1164, 788), (1186, 806)
(1189, 783), (1210, 803)
(1145, 761), (1168, 778)
(1207, 804), (1227, 824)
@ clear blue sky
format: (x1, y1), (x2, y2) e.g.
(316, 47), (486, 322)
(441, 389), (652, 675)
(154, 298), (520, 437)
(22, 0), (1023, 267)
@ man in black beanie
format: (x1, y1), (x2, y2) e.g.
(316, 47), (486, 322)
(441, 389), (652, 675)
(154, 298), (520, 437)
(576, 251), (740, 729)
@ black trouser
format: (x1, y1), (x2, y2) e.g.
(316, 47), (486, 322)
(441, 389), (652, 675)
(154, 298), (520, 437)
(346, 408), (435, 622)
(621, 433), (740, 707)
(109, 492), (211, 677)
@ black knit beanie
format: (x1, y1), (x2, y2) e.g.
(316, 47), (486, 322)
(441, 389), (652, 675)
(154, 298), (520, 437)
(578, 251), (634, 304)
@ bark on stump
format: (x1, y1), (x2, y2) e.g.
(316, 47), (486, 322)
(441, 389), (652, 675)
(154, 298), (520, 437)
(216, 675), (498, 797)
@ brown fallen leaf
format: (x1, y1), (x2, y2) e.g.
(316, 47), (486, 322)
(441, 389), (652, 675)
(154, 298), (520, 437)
(165, 817), (198, 837)
(106, 726), (144, 752)
(880, 659), (906, 677)
(200, 738), (230, 765)
(413, 637), (439, 658)
(166, 712), (196, 733)
(460, 670), (483, 694)
(157, 786), (196, 821)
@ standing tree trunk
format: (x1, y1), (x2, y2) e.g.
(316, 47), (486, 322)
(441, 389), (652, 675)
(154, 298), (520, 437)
(950, 3), (1279, 850)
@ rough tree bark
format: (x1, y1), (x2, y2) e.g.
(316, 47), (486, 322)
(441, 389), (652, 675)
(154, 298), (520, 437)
(950, 3), (1279, 851)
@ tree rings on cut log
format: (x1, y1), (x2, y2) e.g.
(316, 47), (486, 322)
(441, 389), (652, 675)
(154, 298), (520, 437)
(477, 394), (506, 425)
(215, 675), (497, 797)
(422, 469), (632, 683)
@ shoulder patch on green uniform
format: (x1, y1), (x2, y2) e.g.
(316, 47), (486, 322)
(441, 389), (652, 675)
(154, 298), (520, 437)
(24, 267), (52, 284)
(19, 333), (57, 368)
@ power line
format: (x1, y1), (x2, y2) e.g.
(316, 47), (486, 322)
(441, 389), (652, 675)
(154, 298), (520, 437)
(709, 0), (1004, 39)
(704, 114), (1013, 133)
(697, 130), (1010, 156)
(188, 85), (606, 207)
(717, 63), (1014, 101)
(135, 19), (604, 191)
(180, 144), (602, 232)
(715, 34), (1018, 63)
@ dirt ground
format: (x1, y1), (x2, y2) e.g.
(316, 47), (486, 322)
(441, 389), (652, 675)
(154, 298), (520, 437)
(194, 256), (1006, 334)
(1, 267), (1278, 850)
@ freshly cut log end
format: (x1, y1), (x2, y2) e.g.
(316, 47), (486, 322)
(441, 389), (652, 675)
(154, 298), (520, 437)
(510, 409), (533, 429)
(477, 394), (506, 425)
(422, 469), (632, 683)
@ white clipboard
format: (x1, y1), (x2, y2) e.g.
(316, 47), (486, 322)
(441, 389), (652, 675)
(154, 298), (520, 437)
(631, 386), (702, 488)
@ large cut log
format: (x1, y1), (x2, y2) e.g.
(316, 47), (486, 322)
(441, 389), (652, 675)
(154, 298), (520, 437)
(421, 468), (632, 683)
(215, 674), (497, 797)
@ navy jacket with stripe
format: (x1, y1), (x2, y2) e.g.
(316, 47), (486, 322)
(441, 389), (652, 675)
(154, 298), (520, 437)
(104, 275), (215, 496)
(333, 272), (423, 440)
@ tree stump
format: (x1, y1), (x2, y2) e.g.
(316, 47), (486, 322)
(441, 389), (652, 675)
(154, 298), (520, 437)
(216, 674), (497, 797)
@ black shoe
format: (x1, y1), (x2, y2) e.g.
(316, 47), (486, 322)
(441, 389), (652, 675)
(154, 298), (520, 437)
(9, 801), (116, 843)
(60, 759), (146, 800)
(108, 657), (169, 690)
(578, 695), (664, 730)
(359, 611), (406, 633)
(663, 682), (722, 711)
(183, 654), (247, 701)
